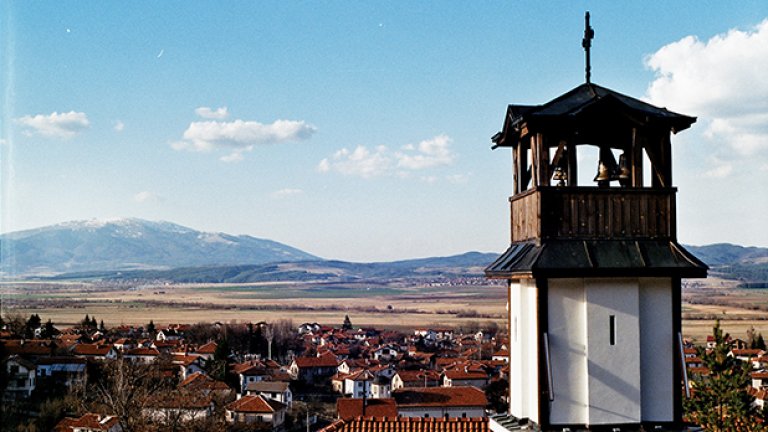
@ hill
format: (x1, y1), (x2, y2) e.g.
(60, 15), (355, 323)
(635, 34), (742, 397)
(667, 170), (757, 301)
(0, 218), (318, 276)
(47, 251), (500, 283)
(686, 243), (768, 286)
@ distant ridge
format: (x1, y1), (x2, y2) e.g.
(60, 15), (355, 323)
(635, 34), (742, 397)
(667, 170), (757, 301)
(0, 218), (319, 276)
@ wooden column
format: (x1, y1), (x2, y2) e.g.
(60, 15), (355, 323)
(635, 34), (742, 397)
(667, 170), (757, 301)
(631, 128), (644, 187)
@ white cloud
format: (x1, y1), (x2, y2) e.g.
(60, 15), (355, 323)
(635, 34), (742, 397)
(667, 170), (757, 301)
(133, 191), (162, 203)
(195, 106), (229, 119)
(396, 134), (455, 169)
(271, 188), (304, 198)
(220, 152), (245, 163)
(319, 134), (456, 179)
(318, 145), (392, 178)
(701, 160), (733, 179)
(645, 19), (768, 155)
(15, 111), (90, 139)
(114, 120), (125, 132)
(172, 117), (316, 160)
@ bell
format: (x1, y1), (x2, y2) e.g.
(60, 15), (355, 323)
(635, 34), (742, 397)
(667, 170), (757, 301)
(552, 167), (567, 186)
(617, 153), (631, 185)
(593, 160), (611, 184)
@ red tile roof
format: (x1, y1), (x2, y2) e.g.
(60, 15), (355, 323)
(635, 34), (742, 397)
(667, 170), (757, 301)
(320, 417), (489, 432)
(337, 399), (398, 420)
(393, 386), (487, 408)
(54, 413), (119, 432)
(294, 352), (339, 368)
(72, 344), (114, 356)
(196, 341), (218, 354)
(227, 395), (286, 413)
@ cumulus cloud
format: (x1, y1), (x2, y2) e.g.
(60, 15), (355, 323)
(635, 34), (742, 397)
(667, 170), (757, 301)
(318, 145), (392, 178)
(396, 134), (455, 169)
(15, 111), (90, 139)
(114, 120), (125, 132)
(172, 115), (316, 161)
(318, 135), (456, 179)
(195, 106), (229, 119)
(645, 19), (768, 156)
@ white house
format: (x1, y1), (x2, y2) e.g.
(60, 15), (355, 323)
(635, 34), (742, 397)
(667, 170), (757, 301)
(3, 355), (36, 400)
(244, 381), (293, 407)
(226, 395), (287, 428)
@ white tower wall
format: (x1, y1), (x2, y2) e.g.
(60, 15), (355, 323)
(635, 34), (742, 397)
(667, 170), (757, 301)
(584, 278), (642, 425)
(639, 277), (674, 422)
(508, 279), (539, 424)
(539, 277), (673, 427)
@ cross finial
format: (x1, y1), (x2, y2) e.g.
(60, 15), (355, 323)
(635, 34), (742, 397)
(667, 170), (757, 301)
(582, 11), (595, 84)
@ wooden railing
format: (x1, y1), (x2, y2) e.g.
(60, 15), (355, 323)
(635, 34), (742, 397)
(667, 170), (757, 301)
(509, 187), (676, 242)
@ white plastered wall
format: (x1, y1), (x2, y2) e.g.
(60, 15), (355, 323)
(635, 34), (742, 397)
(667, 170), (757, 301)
(585, 278), (642, 425)
(508, 279), (539, 424)
(548, 278), (588, 425)
(639, 277), (674, 422)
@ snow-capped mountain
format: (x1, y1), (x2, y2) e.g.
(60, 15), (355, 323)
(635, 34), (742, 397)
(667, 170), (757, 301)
(0, 218), (319, 276)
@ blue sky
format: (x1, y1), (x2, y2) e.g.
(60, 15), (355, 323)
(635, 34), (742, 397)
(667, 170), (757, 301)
(2, 2), (767, 262)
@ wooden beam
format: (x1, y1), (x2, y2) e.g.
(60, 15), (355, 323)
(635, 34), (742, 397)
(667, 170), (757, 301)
(630, 128), (644, 187)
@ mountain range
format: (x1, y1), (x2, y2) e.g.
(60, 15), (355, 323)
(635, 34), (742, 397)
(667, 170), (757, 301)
(1, 218), (766, 283)
(0, 218), (318, 276)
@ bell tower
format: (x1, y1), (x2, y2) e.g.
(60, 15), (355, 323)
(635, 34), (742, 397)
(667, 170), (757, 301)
(485, 13), (707, 431)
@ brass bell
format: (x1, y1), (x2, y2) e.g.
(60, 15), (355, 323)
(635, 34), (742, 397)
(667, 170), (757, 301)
(552, 167), (567, 187)
(617, 153), (631, 186)
(593, 160), (611, 185)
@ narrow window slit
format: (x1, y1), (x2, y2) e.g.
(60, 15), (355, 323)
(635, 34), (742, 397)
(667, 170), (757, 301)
(609, 315), (616, 345)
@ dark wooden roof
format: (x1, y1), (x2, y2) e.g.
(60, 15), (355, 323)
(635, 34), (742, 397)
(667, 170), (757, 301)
(485, 240), (707, 279)
(492, 82), (696, 148)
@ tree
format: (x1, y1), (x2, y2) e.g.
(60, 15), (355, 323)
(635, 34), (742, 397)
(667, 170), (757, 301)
(756, 333), (767, 351)
(342, 314), (353, 330)
(685, 320), (767, 431)
(25, 313), (42, 338)
(90, 358), (166, 432)
(40, 319), (57, 339)
(146, 320), (156, 336)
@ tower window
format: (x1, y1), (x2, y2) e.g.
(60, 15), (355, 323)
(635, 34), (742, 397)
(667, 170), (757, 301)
(609, 315), (616, 346)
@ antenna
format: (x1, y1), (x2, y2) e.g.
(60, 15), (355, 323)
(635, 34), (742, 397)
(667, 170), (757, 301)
(582, 11), (595, 84)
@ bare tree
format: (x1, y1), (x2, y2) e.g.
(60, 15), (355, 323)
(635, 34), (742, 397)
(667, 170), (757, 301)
(92, 358), (167, 432)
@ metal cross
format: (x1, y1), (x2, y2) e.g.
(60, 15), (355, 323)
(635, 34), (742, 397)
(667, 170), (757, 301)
(582, 11), (595, 84)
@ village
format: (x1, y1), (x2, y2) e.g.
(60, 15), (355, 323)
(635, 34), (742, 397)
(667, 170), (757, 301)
(1, 314), (508, 431)
(4, 313), (768, 431)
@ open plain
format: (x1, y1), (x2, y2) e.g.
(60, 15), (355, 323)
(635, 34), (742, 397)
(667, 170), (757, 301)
(3, 276), (768, 341)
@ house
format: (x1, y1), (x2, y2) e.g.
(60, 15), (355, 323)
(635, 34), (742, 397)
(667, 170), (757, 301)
(392, 386), (487, 419)
(442, 369), (489, 389)
(53, 413), (122, 432)
(491, 349), (509, 363)
(156, 328), (182, 341)
(336, 398), (398, 420)
(144, 393), (214, 425)
(179, 372), (232, 398)
(226, 394), (287, 428)
(232, 360), (271, 392)
(36, 357), (87, 389)
(371, 375), (392, 399)
(298, 322), (321, 335)
(123, 347), (160, 363)
(3, 355), (36, 400)
(290, 352), (339, 383)
(171, 354), (205, 379)
(391, 370), (441, 390)
(72, 343), (118, 360)
(752, 371), (768, 389)
(372, 346), (400, 362)
(244, 380), (292, 407)
(344, 370), (374, 399)
(193, 341), (218, 360)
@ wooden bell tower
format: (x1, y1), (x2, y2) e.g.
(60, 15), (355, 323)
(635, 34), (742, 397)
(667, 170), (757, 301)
(485, 13), (707, 431)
